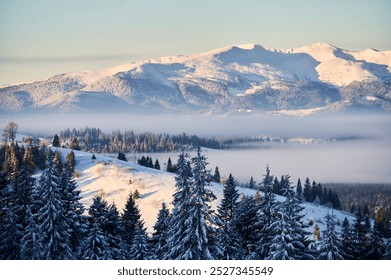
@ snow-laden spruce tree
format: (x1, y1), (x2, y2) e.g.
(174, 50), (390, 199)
(1, 147), (37, 260)
(34, 150), (72, 260)
(61, 165), (87, 258)
(87, 195), (124, 259)
(232, 195), (261, 259)
(166, 148), (222, 260)
(0, 146), (24, 259)
(121, 192), (142, 253)
(352, 208), (366, 259)
(364, 224), (386, 260)
(152, 202), (171, 259)
(0, 200), (23, 259)
(14, 148), (36, 228)
(340, 217), (355, 260)
(267, 175), (314, 260)
(217, 173), (244, 260)
(182, 147), (222, 260)
(257, 165), (277, 259)
(129, 221), (152, 260)
(317, 212), (344, 260)
(82, 220), (112, 260)
(20, 207), (43, 259)
(164, 151), (192, 259)
(106, 203), (125, 260)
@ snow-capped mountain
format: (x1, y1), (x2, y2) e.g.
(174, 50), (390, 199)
(1, 43), (391, 114)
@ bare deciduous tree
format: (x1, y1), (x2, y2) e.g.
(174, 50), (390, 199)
(3, 121), (18, 143)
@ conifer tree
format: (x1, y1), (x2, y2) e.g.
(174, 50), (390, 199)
(23, 147), (35, 173)
(20, 207), (43, 259)
(303, 177), (312, 202)
(363, 205), (371, 235)
(117, 151), (127, 162)
(375, 207), (390, 238)
(154, 159), (160, 170)
(232, 196), (261, 258)
(152, 202), (171, 259)
(272, 176), (282, 195)
(166, 157), (173, 172)
(167, 149), (221, 260)
(66, 150), (75, 173)
(165, 152), (192, 259)
(182, 147), (221, 259)
(340, 217), (355, 260)
(121, 192), (142, 250)
(317, 212), (343, 260)
(70, 137), (80, 151)
(38, 144), (47, 170)
(248, 176), (255, 189)
(257, 165), (276, 259)
(364, 225), (385, 260)
(53, 150), (63, 174)
(105, 203), (125, 260)
(1, 145), (12, 177)
(13, 148), (36, 229)
(82, 220), (112, 260)
(88, 195), (109, 223)
(129, 222), (152, 260)
(34, 150), (72, 260)
(213, 166), (221, 183)
(61, 166), (87, 258)
(311, 180), (318, 203)
(52, 134), (60, 148)
(87, 196), (123, 259)
(217, 174), (244, 259)
(0, 171), (8, 224)
(0, 202), (23, 259)
(0, 147), (36, 259)
(296, 178), (303, 200)
(352, 208), (366, 259)
(267, 175), (313, 260)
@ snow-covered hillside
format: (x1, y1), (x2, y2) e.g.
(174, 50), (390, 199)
(1, 43), (390, 114)
(61, 148), (355, 234)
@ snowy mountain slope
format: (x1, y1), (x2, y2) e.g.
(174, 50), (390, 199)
(61, 148), (355, 234)
(1, 43), (390, 114)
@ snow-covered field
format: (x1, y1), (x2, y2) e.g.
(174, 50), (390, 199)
(56, 148), (356, 235)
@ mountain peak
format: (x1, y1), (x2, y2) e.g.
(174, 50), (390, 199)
(1, 43), (390, 114)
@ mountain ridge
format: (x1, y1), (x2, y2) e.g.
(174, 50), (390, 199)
(1, 43), (391, 115)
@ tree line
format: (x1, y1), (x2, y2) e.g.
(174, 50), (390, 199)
(1, 143), (390, 260)
(324, 183), (391, 237)
(57, 127), (224, 153)
(54, 127), (288, 154)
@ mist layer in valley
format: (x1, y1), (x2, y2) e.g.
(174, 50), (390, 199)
(1, 112), (390, 184)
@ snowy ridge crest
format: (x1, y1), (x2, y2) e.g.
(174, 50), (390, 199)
(1, 43), (391, 114)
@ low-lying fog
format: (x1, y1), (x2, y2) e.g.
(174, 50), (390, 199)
(1, 113), (390, 184)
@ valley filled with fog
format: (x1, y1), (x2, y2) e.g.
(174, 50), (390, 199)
(2, 112), (390, 184)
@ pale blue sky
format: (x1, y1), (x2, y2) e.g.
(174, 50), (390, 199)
(0, 0), (390, 85)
